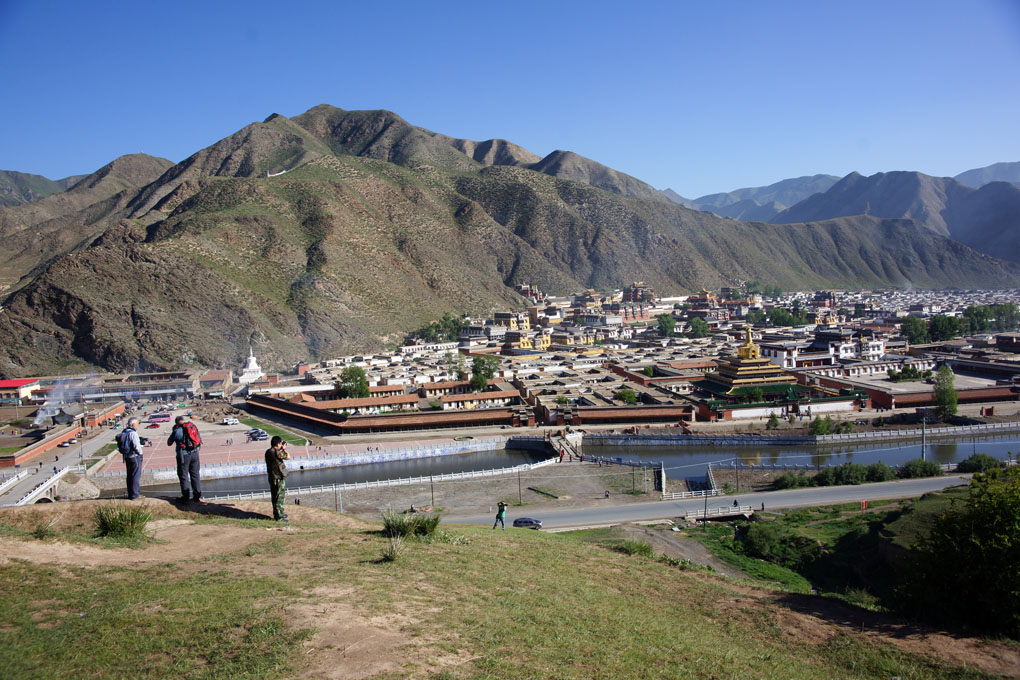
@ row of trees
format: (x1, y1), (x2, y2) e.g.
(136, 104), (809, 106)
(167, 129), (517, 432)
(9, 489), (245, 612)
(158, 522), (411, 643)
(744, 281), (783, 297)
(901, 304), (1020, 344)
(411, 312), (469, 343)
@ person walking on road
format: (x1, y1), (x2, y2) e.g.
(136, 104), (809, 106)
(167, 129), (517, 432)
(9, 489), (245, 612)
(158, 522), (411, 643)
(167, 415), (203, 502)
(493, 501), (508, 530)
(265, 436), (290, 521)
(115, 417), (145, 500)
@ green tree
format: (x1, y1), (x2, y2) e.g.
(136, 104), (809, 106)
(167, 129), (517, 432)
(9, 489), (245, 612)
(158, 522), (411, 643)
(469, 373), (488, 392)
(899, 467), (1020, 636)
(929, 315), (959, 342)
(900, 316), (929, 345)
(766, 412), (780, 429)
(748, 387), (765, 403)
(642, 366), (655, 378)
(865, 462), (896, 482)
(809, 416), (834, 435)
(656, 314), (676, 337)
(687, 318), (710, 338)
(956, 453), (1004, 473)
(413, 312), (468, 342)
(933, 365), (957, 419)
(614, 388), (638, 404)
(898, 458), (943, 479)
(745, 308), (766, 324)
(453, 353), (468, 381)
(335, 366), (370, 399)
(471, 355), (499, 380)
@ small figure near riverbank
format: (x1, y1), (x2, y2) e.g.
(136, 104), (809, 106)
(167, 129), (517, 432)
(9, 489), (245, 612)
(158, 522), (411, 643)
(493, 501), (508, 530)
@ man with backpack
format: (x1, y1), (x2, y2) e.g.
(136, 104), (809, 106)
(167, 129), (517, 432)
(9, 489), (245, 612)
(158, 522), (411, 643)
(167, 415), (203, 502)
(116, 417), (145, 500)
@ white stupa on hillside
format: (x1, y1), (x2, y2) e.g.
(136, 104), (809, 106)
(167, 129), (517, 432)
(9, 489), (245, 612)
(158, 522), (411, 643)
(239, 346), (265, 385)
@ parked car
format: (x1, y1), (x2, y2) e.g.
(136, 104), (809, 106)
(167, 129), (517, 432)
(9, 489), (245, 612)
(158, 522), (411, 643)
(146, 423), (160, 429)
(246, 428), (265, 436)
(222, 417), (240, 425)
(513, 517), (543, 530)
(252, 433), (269, 441)
(58, 442), (70, 448)
(69, 438), (77, 443)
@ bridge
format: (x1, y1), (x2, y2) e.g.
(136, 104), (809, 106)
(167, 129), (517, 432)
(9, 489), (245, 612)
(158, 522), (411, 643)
(1, 465), (86, 506)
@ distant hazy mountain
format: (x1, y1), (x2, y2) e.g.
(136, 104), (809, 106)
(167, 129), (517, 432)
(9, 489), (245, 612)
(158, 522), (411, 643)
(663, 174), (839, 221)
(772, 170), (1020, 263)
(0, 170), (86, 207)
(955, 161), (1020, 189)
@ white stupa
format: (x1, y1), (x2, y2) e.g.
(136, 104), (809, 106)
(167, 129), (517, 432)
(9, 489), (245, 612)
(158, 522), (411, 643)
(239, 346), (265, 385)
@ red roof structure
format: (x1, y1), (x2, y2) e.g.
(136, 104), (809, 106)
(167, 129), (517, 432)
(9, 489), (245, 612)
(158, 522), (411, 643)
(0, 379), (39, 389)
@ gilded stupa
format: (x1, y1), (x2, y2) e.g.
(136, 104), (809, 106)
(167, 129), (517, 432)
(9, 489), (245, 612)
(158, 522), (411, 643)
(696, 327), (802, 398)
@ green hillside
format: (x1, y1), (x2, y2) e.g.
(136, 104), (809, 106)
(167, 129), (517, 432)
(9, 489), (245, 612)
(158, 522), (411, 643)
(0, 499), (1001, 679)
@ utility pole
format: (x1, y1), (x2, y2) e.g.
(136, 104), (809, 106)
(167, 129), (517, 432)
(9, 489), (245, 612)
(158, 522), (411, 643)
(736, 460), (740, 492)
(921, 417), (926, 461)
(518, 469), (523, 504)
(430, 473), (435, 507)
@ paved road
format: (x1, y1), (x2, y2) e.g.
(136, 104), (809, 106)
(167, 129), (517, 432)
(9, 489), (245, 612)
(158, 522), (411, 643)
(0, 426), (120, 505)
(446, 475), (970, 529)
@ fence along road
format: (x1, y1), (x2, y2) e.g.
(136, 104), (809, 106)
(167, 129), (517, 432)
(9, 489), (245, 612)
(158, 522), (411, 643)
(445, 475), (969, 529)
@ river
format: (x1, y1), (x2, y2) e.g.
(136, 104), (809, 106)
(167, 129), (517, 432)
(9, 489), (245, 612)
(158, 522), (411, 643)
(139, 431), (1020, 498)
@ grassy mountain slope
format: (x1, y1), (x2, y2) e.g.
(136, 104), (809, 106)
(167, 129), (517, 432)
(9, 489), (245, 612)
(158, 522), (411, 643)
(0, 170), (85, 207)
(1, 106), (1018, 377)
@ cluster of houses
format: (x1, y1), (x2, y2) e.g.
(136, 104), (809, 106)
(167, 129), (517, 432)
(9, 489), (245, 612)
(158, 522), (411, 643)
(4, 284), (1019, 440)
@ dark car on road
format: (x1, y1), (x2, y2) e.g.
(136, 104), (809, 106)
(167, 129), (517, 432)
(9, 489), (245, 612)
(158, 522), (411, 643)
(513, 517), (543, 530)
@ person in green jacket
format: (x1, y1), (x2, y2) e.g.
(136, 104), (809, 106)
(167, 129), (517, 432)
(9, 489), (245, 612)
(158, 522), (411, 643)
(265, 436), (289, 521)
(493, 501), (508, 530)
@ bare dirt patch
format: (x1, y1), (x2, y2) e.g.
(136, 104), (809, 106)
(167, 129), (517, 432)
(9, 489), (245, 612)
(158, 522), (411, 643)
(0, 498), (369, 569)
(284, 587), (470, 680)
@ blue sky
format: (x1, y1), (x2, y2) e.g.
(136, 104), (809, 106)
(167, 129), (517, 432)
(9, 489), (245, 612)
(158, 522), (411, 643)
(2, 0), (1018, 197)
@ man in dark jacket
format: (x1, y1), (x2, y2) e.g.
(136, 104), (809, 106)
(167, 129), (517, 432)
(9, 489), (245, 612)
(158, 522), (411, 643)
(167, 415), (202, 502)
(265, 436), (289, 521)
(116, 417), (144, 500)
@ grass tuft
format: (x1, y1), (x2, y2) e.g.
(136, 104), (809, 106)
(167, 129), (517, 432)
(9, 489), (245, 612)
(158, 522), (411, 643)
(613, 539), (654, 557)
(93, 504), (151, 539)
(381, 509), (440, 538)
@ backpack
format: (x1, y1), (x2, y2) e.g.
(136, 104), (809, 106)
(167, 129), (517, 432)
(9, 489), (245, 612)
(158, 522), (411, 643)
(181, 421), (202, 449)
(116, 429), (136, 456)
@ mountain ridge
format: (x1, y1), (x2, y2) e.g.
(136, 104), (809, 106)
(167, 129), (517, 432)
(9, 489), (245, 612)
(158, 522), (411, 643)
(1, 106), (1017, 377)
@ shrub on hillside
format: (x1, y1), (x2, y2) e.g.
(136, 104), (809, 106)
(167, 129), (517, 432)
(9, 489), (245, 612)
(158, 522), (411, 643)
(382, 510), (441, 537)
(773, 471), (814, 489)
(741, 522), (819, 567)
(814, 463), (867, 487)
(898, 467), (1020, 637)
(94, 504), (151, 539)
(614, 539), (654, 558)
(865, 462), (897, 482)
(898, 459), (943, 479)
(956, 453), (1004, 473)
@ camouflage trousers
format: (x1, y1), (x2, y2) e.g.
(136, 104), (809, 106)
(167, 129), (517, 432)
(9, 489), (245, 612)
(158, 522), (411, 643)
(269, 478), (286, 520)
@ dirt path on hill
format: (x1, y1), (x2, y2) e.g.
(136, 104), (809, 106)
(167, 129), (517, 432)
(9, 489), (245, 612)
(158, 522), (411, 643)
(0, 498), (367, 568)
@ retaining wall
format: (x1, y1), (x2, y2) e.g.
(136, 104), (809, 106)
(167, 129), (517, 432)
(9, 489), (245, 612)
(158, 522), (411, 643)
(584, 421), (1020, 448)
